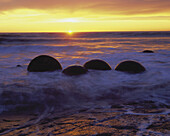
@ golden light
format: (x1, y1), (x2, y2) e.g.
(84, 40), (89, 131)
(59, 18), (79, 22)
(0, 6), (170, 32)
(68, 30), (73, 35)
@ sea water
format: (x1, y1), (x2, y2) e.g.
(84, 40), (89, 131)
(0, 32), (170, 114)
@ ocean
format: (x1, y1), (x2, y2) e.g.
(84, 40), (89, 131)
(0, 32), (170, 135)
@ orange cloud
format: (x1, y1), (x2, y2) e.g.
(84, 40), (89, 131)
(0, 0), (170, 32)
(0, 0), (170, 15)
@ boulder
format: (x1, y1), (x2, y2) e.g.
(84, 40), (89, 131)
(115, 60), (146, 73)
(84, 59), (112, 70)
(27, 55), (62, 72)
(63, 65), (88, 76)
(16, 65), (22, 67)
(142, 50), (154, 53)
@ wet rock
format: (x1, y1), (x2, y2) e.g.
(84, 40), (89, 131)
(147, 120), (170, 133)
(84, 59), (112, 70)
(16, 65), (22, 67)
(1, 108), (169, 135)
(142, 50), (154, 53)
(133, 108), (164, 114)
(62, 65), (88, 76)
(0, 128), (8, 133)
(27, 55), (62, 72)
(115, 60), (146, 73)
(96, 133), (112, 136)
(111, 105), (124, 109)
(111, 125), (137, 130)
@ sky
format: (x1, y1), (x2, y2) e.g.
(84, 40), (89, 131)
(0, 0), (170, 32)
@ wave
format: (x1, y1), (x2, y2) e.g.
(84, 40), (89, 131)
(0, 32), (169, 114)
(117, 31), (170, 37)
(0, 69), (169, 114)
(71, 31), (170, 38)
(0, 37), (70, 44)
(0, 82), (169, 114)
(1, 32), (170, 40)
(0, 45), (87, 54)
(0, 32), (170, 47)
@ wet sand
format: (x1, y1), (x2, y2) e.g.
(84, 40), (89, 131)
(0, 102), (169, 136)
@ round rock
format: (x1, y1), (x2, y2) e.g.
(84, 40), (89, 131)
(16, 65), (22, 67)
(84, 59), (112, 70)
(27, 55), (62, 72)
(142, 50), (154, 53)
(63, 65), (88, 76)
(115, 60), (146, 73)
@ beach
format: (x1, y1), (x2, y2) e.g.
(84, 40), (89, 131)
(0, 103), (169, 135)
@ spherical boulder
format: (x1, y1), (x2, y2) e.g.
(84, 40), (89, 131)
(16, 65), (22, 67)
(142, 50), (154, 53)
(115, 60), (146, 73)
(62, 65), (88, 76)
(83, 59), (112, 70)
(27, 55), (62, 72)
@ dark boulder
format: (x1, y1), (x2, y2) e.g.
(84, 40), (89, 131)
(16, 65), (22, 67)
(115, 60), (146, 73)
(84, 59), (112, 70)
(63, 65), (88, 76)
(27, 55), (62, 72)
(142, 50), (154, 53)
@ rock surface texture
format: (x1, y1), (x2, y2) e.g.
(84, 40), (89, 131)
(84, 59), (112, 70)
(27, 55), (62, 72)
(142, 50), (154, 53)
(115, 60), (146, 73)
(63, 65), (88, 76)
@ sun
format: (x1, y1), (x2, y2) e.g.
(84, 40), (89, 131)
(68, 30), (73, 35)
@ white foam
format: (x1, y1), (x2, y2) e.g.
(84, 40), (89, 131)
(0, 33), (170, 113)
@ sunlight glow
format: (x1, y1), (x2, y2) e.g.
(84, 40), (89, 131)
(59, 18), (79, 22)
(0, 5), (170, 32)
(68, 30), (73, 35)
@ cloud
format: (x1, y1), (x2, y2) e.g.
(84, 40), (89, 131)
(0, 0), (170, 15)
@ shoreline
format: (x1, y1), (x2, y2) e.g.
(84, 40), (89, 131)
(0, 103), (169, 135)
